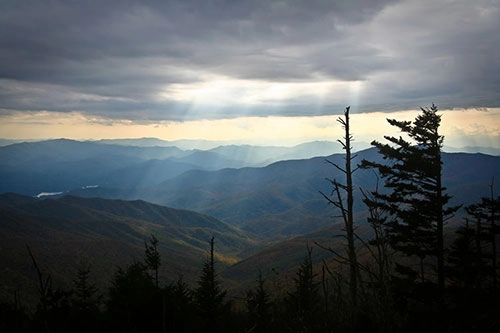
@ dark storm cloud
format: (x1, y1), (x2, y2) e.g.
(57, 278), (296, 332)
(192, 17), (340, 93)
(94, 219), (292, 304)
(0, 0), (498, 121)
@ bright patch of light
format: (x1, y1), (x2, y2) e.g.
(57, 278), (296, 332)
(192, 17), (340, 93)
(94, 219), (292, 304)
(347, 80), (363, 111)
(159, 76), (344, 106)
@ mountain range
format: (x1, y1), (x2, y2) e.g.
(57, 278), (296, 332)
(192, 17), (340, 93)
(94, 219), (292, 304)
(1, 138), (500, 305)
(0, 139), (354, 196)
(67, 149), (500, 238)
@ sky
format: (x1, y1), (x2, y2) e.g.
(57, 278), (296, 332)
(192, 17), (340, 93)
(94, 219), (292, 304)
(0, 0), (499, 148)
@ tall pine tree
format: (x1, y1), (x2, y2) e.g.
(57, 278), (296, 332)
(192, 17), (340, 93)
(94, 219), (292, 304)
(144, 234), (161, 288)
(194, 236), (227, 332)
(360, 104), (459, 292)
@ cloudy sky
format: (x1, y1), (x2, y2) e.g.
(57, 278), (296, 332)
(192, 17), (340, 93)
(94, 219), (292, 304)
(0, 0), (499, 148)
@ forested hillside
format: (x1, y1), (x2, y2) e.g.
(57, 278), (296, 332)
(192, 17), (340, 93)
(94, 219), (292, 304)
(0, 194), (258, 304)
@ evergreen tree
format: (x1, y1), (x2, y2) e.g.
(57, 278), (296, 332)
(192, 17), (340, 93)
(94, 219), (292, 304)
(464, 190), (500, 289)
(107, 262), (158, 332)
(71, 262), (101, 332)
(446, 188), (500, 333)
(144, 234), (161, 288)
(72, 262), (100, 312)
(446, 218), (483, 289)
(194, 236), (227, 332)
(247, 271), (272, 333)
(164, 277), (196, 333)
(285, 246), (322, 332)
(360, 104), (459, 293)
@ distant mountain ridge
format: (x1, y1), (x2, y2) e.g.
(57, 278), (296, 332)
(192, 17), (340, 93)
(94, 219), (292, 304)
(2, 138), (500, 240)
(0, 139), (351, 196)
(67, 149), (500, 239)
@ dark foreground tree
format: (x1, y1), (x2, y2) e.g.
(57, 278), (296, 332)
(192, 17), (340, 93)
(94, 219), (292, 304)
(71, 262), (101, 332)
(106, 262), (159, 332)
(445, 187), (500, 333)
(285, 246), (322, 332)
(247, 271), (272, 333)
(144, 234), (161, 288)
(360, 182), (399, 331)
(164, 277), (196, 333)
(194, 236), (228, 332)
(361, 104), (459, 293)
(320, 106), (360, 310)
(463, 185), (500, 289)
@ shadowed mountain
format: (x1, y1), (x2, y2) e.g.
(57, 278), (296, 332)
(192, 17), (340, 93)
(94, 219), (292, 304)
(0, 139), (245, 195)
(0, 194), (259, 304)
(0, 139), (346, 196)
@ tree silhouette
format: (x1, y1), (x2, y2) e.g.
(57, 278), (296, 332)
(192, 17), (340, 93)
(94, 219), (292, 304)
(107, 262), (158, 332)
(247, 271), (272, 333)
(72, 262), (100, 312)
(27, 245), (73, 332)
(447, 218), (483, 289)
(144, 234), (161, 288)
(164, 277), (196, 333)
(464, 186), (500, 289)
(320, 106), (360, 310)
(194, 236), (227, 332)
(285, 246), (322, 332)
(361, 104), (459, 293)
(445, 189), (500, 333)
(71, 262), (101, 332)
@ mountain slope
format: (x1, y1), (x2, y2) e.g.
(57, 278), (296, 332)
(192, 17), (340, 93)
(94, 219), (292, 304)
(0, 194), (259, 304)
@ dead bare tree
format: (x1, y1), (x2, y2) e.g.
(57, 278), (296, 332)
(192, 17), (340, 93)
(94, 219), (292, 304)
(27, 244), (52, 333)
(319, 106), (360, 309)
